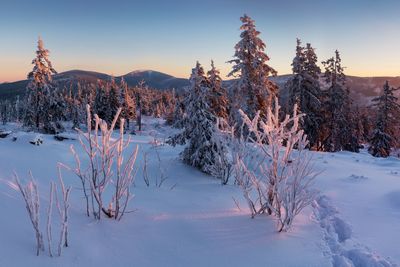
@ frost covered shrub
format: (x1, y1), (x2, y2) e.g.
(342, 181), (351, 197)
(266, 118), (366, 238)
(233, 98), (318, 232)
(13, 171), (71, 256)
(65, 105), (138, 220)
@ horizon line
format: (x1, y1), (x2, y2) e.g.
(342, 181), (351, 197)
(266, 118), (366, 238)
(1, 68), (400, 84)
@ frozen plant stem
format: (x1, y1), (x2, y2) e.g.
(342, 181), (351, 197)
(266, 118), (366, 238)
(14, 172), (44, 256)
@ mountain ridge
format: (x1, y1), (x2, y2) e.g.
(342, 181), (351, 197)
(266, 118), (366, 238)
(1, 69), (399, 106)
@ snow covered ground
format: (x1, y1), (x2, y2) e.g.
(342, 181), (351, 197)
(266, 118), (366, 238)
(0, 118), (399, 267)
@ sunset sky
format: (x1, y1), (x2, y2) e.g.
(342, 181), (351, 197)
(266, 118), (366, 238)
(1, 0), (399, 82)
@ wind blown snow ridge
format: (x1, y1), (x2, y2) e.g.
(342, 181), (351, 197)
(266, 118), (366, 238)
(313, 195), (397, 267)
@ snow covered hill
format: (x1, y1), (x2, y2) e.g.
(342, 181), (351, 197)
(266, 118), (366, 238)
(1, 70), (399, 106)
(0, 70), (190, 99)
(0, 119), (399, 267)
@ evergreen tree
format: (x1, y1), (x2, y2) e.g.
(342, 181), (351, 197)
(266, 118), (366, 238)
(228, 14), (278, 120)
(321, 50), (356, 151)
(361, 109), (372, 142)
(24, 37), (57, 131)
(71, 96), (81, 129)
(108, 77), (122, 126)
(44, 87), (66, 134)
(15, 96), (21, 123)
(207, 60), (229, 120)
(119, 78), (135, 131)
(285, 39), (322, 148)
(369, 81), (400, 157)
(171, 95), (186, 129)
(94, 81), (111, 123)
(169, 62), (229, 180)
(1, 100), (10, 125)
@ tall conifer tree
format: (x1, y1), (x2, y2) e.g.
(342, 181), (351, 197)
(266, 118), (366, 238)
(369, 81), (400, 157)
(228, 15), (278, 121)
(24, 37), (58, 131)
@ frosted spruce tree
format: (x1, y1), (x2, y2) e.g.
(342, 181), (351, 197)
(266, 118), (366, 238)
(119, 78), (135, 131)
(369, 81), (400, 157)
(108, 78), (122, 127)
(168, 62), (230, 181)
(228, 14), (278, 121)
(24, 37), (58, 131)
(321, 50), (358, 152)
(44, 87), (66, 134)
(171, 96), (186, 129)
(285, 39), (322, 148)
(207, 60), (229, 120)
(94, 81), (111, 124)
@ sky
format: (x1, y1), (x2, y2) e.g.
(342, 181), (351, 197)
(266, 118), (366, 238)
(1, 0), (399, 83)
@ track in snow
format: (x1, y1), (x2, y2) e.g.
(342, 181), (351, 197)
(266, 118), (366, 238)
(312, 195), (397, 267)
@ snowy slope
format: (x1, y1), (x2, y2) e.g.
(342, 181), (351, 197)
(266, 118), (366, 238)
(0, 119), (399, 267)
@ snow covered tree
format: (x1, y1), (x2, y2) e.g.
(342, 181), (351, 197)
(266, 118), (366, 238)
(228, 14), (278, 121)
(71, 96), (81, 129)
(15, 96), (22, 123)
(321, 50), (358, 152)
(169, 62), (230, 181)
(207, 60), (229, 120)
(24, 37), (58, 131)
(108, 78), (122, 127)
(285, 39), (322, 148)
(171, 95), (186, 128)
(0, 100), (11, 125)
(369, 81), (400, 157)
(119, 78), (135, 131)
(94, 81), (111, 124)
(44, 88), (66, 134)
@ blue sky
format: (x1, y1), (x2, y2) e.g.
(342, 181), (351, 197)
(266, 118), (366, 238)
(1, 0), (399, 82)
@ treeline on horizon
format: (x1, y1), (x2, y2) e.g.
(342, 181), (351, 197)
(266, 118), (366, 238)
(0, 14), (399, 158)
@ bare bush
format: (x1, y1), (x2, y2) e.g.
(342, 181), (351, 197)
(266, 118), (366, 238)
(66, 105), (138, 220)
(233, 97), (318, 232)
(13, 171), (71, 256)
(14, 173), (44, 255)
(55, 167), (72, 255)
(154, 146), (168, 187)
(142, 148), (167, 187)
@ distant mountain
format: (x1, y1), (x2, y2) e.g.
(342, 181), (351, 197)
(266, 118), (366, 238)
(0, 70), (399, 106)
(120, 70), (189, 91)
(55, 70), (112, 83)
(0, 69), (189, 99)
(346, 76), (400, 105)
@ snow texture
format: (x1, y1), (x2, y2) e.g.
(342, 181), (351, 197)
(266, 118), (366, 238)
(0, 118), (400, 266)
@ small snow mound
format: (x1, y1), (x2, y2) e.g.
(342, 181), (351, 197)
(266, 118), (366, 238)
(313, 195), (338, 220)
(0, 130), (12, 138)
(332, 216), (352, 243)
(333, 255), (353, 267)
(29, 134), (43, 146)
(54, 133), (76, 141)
(345, 249), (394, 267)
(347, 174), (368, 182)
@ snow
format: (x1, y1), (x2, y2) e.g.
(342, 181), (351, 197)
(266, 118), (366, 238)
(0, 119), (399, 267)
